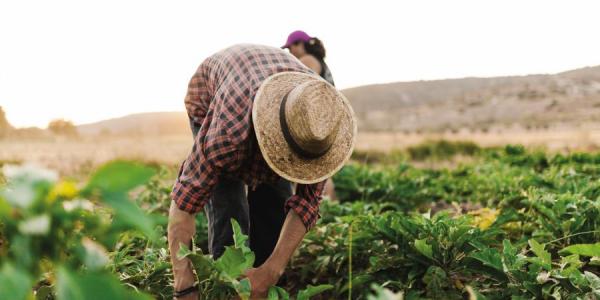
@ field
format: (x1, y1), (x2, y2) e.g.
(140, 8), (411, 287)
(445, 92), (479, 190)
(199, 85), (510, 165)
(2, 129), (600, 176)
(2, 140), (600, 299)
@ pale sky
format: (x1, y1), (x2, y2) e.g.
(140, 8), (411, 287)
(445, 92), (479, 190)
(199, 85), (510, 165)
(1, 0), (600, 128)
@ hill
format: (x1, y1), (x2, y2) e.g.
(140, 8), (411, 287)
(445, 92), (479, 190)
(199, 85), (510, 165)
(77, 65), (600, 135)
(77, 111), (189, 136)
(344, 65), (600, 132)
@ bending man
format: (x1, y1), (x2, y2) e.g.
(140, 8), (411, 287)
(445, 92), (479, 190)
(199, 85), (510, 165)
(168, 44), (356, 299)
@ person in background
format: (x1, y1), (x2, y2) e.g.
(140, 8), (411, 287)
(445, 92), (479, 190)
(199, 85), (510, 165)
(283, 30), (337, 199)
(282, 30), (335, 86)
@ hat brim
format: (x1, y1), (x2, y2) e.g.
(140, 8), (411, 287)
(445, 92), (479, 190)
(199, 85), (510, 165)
(252, 72), (357, 184)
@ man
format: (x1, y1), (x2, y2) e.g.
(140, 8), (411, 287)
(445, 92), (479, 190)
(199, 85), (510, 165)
(168, 44), (356, 299)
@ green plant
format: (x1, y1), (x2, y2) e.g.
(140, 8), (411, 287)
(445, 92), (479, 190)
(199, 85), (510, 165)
(406, 140), (480, 161)
(179, 219), (333, 299)
(4, 145), (600, 299)
(0, 161), (157, 299)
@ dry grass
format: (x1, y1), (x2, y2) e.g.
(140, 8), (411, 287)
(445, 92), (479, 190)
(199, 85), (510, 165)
(356, 129), (600, 152)
(2, 129), (599, 176)
(0, 135), (192, 176)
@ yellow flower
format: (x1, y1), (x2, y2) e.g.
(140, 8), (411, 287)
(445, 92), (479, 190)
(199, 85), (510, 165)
(469, 208), (500, 230)
(48, 181), (78, 203)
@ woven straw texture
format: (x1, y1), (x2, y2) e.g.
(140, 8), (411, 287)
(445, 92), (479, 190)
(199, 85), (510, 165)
(252, 72), (356, 184)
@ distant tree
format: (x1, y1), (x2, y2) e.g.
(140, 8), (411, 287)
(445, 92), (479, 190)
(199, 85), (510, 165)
(0, 106), (13, 138)
(48, 119), (78, 137)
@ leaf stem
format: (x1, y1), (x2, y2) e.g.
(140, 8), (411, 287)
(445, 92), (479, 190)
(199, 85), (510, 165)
(348, 221), (353, 300)
(546, 230), (600, 245)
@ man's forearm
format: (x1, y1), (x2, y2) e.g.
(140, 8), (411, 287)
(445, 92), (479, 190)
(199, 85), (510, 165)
(263, 210), (307, 275)
(167, 201), (197, 290)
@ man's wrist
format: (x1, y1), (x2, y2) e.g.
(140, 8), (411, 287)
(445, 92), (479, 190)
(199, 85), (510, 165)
(262, 258), (285, 280)
(174, 278), (195, 290)
(175, 280), (196, 291)
(174, 284), (199, 298)
(173, 260), (196, 289)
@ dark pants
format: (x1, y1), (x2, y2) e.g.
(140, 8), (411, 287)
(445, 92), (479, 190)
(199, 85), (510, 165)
(204, 178), (291, 266)
(191, 120), (291, 266)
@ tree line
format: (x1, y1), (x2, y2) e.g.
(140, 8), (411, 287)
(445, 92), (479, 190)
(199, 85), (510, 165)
(0, 106), (79, 139)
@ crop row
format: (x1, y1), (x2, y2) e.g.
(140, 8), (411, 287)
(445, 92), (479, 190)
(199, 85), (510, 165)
(2, 144), (600, 299)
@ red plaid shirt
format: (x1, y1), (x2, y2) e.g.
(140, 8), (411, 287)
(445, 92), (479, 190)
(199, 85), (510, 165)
(172, 44), (326, 230)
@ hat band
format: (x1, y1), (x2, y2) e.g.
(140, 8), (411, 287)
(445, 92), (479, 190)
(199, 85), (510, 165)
(279, 92), (332, 159)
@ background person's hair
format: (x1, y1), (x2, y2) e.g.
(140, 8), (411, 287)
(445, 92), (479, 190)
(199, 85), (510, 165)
(303, 37), (326, 61)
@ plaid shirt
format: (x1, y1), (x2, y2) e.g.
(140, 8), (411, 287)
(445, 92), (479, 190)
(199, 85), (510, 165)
(172, 44), (326, 230)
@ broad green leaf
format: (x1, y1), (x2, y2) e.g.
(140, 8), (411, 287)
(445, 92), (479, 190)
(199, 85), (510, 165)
(528, 239), (551, 271)
(84, 161), (155, 195)
(541, 282), (559, 298)
(502, 239), (525, 272)
(234, 278), (252, 300)
(585, 271), (600, 290)
(177, 244), (214, 279)
(268, 286), (289, 300)
(56, 267), (152, 300)
(9, 236), (34, 271)
(231, 218), (254, 266)
(226, 218), (255, 268)
(470, 248), (503, 271)
(268, 287), (279, 300)
(423, 266), (449, 299)
(414, 239), (433, 259)
(104, 193), (156, 240)
(559, 254), (582, 277)
(214, 246), (254, 280)
(566, 269), (586, 289)
(0, 197), (10, 218)
(296, 284), (334, 300)
(560, 243), (600, 257)
(492, 208), (521, 227)
(0, 263), (33, 300)
(231, 218), (250, 253)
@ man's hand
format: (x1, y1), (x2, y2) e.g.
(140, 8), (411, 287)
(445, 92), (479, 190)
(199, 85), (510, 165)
(168, 201), (197, 297)
(244, 264), (281, 299)
(245, 210), (308, 298)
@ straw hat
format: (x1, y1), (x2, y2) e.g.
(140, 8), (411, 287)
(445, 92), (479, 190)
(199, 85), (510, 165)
(252, 72), (357, 184)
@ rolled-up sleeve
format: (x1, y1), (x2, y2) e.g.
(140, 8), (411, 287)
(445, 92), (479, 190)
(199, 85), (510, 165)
(171, 114), (242, 214)
(285, 180), (326, 230)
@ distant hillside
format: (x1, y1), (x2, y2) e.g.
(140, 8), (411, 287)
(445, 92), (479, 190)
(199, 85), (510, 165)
(344, 65), (600, 132)
(78, 111), (189, 135)
(77, 65), (600, 135)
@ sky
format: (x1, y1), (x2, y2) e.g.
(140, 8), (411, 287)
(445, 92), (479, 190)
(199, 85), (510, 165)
(1, 0), (600, 128)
